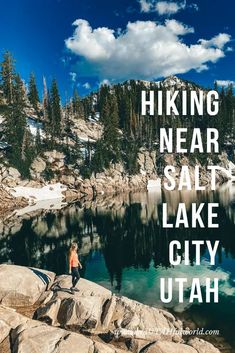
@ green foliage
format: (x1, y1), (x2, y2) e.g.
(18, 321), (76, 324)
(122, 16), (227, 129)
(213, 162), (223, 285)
(5, 74), (27, 169)
(42, 166), (55, 181)
(28, 72), (40, 112)
(0, 52), (38, 176)
(122, 137), (140, 174)
(72, 89), (84, 118)
(44, 79), (62, 148)
(51, 79), (62, 138)
(0, 51), (15, 104)
(63, 144), (81, 165)
(1, 50), (235, 181)
(35, 128), (42, 154)
(90, 139), (109, 173)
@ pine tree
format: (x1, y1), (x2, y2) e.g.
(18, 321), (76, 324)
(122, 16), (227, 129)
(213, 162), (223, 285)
(102, 93), (120, 163)
(91, 139), (107, 173)
(0, 51), (15, 104)
(73, 89), (84, 118)
(91, 92), (120, 172)
(44, 89), (53, 147)
(42, 76), (48, 119)
(35, 127), (42, 154)
(5, 74), (27, 169)
(50, 79), (62, 139)
(28, 72), (40, 112)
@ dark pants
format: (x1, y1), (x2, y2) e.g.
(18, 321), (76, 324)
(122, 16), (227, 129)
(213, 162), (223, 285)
(71, 267), (80, 288)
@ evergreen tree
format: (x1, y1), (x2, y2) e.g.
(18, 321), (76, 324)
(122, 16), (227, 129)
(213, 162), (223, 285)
(42, 76), (48, 119)
(35, 127), (42, 154)
(91, 92), (120, 172)
(0, 51), (15, 104)
(21, 129), (36, 176)
(45, 89), (52, 140)
(28, 72), (40, 112)
(5, 74), (27, 170)
(91, 139), (107, 173)
(102, 93), (120, 163)
(45, 79), (62, 146)
(50, 79), (62, 138)
(73, 89), (84, 118)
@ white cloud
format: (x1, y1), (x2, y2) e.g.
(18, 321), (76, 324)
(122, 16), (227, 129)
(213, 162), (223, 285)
(83, 82), (91, 89)
(139, 0), (197, 15)
(139, 0), (152, 12)
(216, 80), (235, 87)
(165, 19), (194, 35)
(199, 33), (231, 49)
(69, 72), (77, 82)
(156, 1), (186, 15)
(65, 19), (231, 82)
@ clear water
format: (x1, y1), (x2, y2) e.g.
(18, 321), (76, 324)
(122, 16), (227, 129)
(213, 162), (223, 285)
(1, 185), (235, 348)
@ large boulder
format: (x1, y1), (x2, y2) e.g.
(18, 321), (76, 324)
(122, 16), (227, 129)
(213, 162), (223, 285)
(31, 157), (47, 174)
(8, 167), (21, 180)
(0, 306), (126, 353)
(0, 265), (55, 306)
(36, 276), (112, 330)
(44, 150), (65, 164)
(188, 338), (221, 353)
(0, 306), (28, 344)
(141, 341), (197, 353)
(36, 276), (182, 343)
(130, 339), (220, 353)
(60, 174), (76, 186)
(11, 316), (126, 353)
(0, 267), (222, 353)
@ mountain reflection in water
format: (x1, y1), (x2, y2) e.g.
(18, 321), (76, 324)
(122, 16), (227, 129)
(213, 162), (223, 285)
(1, 183), (235, 348)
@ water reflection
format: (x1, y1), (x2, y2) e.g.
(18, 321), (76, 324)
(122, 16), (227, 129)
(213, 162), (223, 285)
(0, 184), (235, 347)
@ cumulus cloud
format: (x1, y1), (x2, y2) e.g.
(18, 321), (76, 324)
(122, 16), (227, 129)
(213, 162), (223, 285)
(156, 1), (186, 15)
(139, 0), (197, 15)
(216, 80), (235, 87)
(65, 19), (231, 81)
(139, 0), (153, 12)
(199, 33), (231, 49)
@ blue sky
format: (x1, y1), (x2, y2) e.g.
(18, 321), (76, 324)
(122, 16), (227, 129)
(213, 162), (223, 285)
(0, 0), (234, 99)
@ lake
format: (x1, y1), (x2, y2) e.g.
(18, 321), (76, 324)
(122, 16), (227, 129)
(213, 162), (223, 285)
(1, 184), (235, 349)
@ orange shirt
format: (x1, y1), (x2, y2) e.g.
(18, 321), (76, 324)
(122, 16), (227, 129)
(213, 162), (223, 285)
(70, 251), (79, 268)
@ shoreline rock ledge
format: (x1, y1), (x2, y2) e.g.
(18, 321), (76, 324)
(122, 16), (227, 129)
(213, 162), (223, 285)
(0, 264), (220, 353)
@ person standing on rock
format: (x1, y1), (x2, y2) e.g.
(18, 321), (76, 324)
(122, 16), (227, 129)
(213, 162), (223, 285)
(68, 242), (82, 293)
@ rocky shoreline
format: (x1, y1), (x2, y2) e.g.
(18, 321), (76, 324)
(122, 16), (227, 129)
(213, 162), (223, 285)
(0, 264), (222, 353)
(0, 149), (231, 217)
